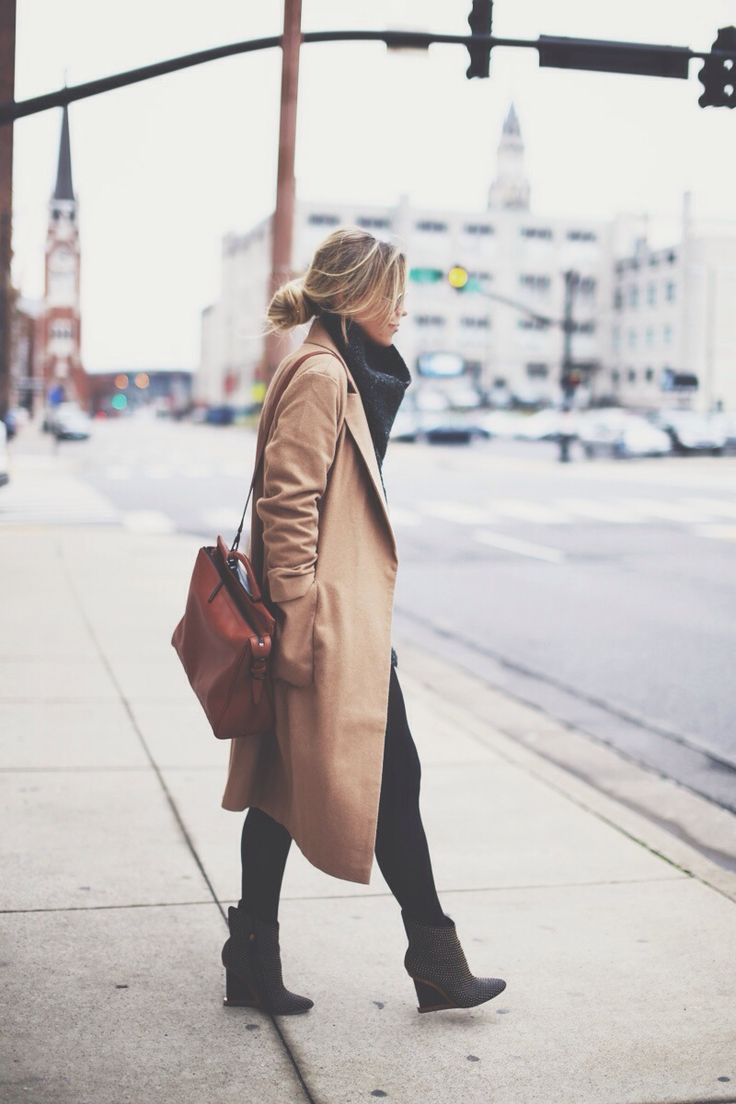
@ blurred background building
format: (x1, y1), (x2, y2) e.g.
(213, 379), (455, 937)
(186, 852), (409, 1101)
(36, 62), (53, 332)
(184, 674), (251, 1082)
(197, 103), (735, 415)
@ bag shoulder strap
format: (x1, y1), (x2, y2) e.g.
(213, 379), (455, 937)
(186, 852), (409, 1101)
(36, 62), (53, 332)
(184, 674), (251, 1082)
(230, 349), (335, 552)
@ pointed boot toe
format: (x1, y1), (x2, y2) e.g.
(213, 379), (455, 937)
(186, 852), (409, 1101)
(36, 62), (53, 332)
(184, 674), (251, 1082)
(402, 911), (507, 1013)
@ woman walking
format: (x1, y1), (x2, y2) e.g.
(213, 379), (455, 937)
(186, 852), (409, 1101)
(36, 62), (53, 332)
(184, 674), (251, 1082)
(220, 226), (506, 1015)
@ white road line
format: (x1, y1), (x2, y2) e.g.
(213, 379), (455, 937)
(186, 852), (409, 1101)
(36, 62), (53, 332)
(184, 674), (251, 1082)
(143, 464), (175, 480)
(389, 507), (422, 527)
(418, 499), (496, 525)
(692, 524), (736, 542)
(487, 498), (573, 524)
(474, 529), (566, 563)
(202, 508), (242, 532)
(690, 498), (736, 519)
(104, 465), (132, 480)
(617, 497), (717, 524)
(554, 497), (644, 523)
(122, 510), (175, 534)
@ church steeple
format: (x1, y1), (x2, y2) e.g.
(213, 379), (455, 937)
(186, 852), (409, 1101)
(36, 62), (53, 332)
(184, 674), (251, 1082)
(487, 101), (530, 211)
(53, 105), (75, 202)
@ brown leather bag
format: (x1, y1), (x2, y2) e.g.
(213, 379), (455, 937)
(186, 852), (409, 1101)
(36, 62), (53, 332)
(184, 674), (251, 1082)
(171, 350), (325, 740)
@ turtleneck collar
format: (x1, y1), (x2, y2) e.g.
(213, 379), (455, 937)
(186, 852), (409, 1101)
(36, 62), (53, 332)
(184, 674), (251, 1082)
(319, 310), (411, 489)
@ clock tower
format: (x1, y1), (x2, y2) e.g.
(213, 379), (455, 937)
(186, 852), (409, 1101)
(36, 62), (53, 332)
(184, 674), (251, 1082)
(40, 105), (87, 407)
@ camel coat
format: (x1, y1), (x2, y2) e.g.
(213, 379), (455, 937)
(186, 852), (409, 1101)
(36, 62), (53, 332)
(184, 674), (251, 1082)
(220, 318), (400, 884)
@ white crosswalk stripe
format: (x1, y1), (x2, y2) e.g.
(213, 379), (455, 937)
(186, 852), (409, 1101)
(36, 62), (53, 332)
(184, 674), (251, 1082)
(487, 498), (573, 524)
(474, 529), (566, 563)
(0, 459), (119, 526)
(553, 497), (645, 523)
(418, 499), (495, 525)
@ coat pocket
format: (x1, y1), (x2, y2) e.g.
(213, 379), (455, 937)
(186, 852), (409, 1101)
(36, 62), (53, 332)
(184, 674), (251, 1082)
(273, 579), (318, 687)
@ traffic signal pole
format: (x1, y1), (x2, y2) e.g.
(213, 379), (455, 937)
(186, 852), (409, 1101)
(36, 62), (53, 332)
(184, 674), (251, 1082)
(261, 0), (302, 391)
(0, 0), (15, 422)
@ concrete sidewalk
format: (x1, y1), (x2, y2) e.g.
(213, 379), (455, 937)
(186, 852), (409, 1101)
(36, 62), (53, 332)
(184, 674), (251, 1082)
(1, 524), (734, 1104)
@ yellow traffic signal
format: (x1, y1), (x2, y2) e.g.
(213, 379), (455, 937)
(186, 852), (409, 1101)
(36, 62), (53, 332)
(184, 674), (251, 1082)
(448, 265), (469, 290)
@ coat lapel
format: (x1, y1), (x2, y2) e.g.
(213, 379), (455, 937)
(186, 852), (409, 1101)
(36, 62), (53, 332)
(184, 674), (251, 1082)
(302, 320), (397, 559)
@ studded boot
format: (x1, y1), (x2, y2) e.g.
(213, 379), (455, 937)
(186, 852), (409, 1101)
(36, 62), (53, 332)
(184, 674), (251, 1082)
(221, 905), (314, 1015)
(402, 910), (506, 1013)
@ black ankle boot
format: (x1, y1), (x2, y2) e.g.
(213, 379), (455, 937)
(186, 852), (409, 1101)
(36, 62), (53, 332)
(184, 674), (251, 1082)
(402, 910), (506, 1013)
(221, 905), (314, 1015)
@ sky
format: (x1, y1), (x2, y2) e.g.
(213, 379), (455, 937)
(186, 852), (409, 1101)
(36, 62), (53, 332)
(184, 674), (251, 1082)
(10, 0), (736, 373)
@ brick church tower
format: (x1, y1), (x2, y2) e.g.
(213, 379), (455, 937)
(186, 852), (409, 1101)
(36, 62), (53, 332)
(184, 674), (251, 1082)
(39, 105), (87, 407)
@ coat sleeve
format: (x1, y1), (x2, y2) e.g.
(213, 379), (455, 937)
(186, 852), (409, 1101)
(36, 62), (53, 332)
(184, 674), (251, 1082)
(257, 367), (345, 604)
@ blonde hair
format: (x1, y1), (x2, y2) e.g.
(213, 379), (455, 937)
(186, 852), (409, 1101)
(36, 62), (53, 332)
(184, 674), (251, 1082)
(265, 225), (406, 343)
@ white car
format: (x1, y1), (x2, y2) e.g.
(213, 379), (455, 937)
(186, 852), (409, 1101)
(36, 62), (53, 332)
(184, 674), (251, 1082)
(0, 420), (9, 487)
(653, 411), (726, 454)
(53, 403), (92, 441)
(514, 409), (573, 441)
(578, 408), (671, 459)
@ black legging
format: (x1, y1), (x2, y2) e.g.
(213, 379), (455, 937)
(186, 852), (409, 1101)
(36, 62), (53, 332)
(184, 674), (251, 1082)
(239, 665), (449, 926)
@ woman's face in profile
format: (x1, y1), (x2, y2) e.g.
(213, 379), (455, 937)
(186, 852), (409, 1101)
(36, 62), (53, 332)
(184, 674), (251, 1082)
(354, 291), (408, 347)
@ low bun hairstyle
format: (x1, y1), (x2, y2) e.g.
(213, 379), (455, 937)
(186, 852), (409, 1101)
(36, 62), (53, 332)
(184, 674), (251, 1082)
(265, 225), (406, 344)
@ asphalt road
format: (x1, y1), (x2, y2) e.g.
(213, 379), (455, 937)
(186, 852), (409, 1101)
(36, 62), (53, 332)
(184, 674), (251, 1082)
(9, 412), (736, 813)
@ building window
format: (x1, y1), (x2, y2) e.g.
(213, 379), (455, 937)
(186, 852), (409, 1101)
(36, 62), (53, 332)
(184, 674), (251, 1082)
(628, 285), (639, 308)
(628, 368), (637, 383)
(611, 369), (620, 384)
(468, 269), (492, 281)
(464, 223), (494, 235)
(520, 226), (553, 240)
(519, 274), (551, 291)
(415, 315), (446, 327)
(628, 329), (637, 348)
(578, 276), (597, 294)
(663, 324), (672, 344)
(526, 363), (549, 378)
(645, 367), (654, 383)
(357, 216), (391, 229)
(665, 281), (676, 302)
(667, 250), (677, 264)
(308, 213), (339, 226)
(612, 325), (620, 349)
(518, 318), (548, 330)
(415, 220), (447, 233)
(576, 320), (596, 334)
(647, 283), (656, 306)
(613, 289), (623, 311)
(460, 317), (490, 329)
(567, 230), (597, 242)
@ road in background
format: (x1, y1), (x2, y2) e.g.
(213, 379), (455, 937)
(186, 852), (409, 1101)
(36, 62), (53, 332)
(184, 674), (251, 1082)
(3, 411), (735, 811)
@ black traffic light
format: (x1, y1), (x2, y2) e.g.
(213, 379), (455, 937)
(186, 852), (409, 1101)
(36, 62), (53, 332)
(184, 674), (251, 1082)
(698, 26), (736, 108)
(466, 0), (493, 79)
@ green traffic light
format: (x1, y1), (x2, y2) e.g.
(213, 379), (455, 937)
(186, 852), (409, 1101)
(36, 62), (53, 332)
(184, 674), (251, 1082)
(409, 267), (444, 284)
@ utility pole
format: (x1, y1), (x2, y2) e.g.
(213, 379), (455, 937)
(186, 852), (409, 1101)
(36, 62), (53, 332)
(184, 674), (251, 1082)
(0, 0), (16, 422)
(558, 269), (580, 462)
(261, 0), (302, 393)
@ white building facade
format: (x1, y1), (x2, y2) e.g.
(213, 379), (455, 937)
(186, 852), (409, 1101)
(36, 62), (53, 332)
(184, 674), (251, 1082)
(607, 195), (736, 413)
(198, 105), (733, 414)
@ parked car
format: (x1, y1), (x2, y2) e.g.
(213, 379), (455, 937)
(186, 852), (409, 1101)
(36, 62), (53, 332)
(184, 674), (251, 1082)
(53, 403), (92, 441)
(389, 393), (488, 445)
(514, 409), (574, 441)
(652, 411), (726, 454)
(577, 409), (671, 459)
(204, 404), (235, 426)
(0, 420), (9, 487)
(710, 410), (736, 452)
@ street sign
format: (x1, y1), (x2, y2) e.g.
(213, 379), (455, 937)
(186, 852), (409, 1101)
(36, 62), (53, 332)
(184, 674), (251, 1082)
(410, 267), (444, 284)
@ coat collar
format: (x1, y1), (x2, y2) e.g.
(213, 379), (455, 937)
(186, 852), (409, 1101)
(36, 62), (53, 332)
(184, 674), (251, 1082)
(300, 318), (397, 559)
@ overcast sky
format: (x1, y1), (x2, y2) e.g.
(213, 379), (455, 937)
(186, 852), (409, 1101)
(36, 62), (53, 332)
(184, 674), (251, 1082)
(11, 0), (735, 373)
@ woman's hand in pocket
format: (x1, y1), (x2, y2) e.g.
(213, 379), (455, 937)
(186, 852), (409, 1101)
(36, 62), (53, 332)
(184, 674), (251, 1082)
(273, 580), (318, 687)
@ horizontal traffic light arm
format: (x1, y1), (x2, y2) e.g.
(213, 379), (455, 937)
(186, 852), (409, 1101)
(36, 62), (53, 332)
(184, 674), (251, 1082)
(3, 28), (735, 122)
